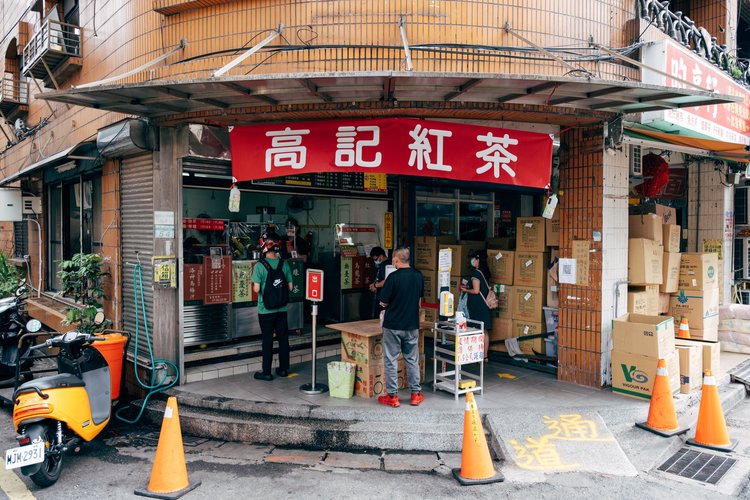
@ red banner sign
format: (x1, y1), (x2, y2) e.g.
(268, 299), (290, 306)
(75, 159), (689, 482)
(230, 118), (552, 189)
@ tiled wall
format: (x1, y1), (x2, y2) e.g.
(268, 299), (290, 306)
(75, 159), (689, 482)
(557, 125), (605, 388)
(687, 159), (733, 303)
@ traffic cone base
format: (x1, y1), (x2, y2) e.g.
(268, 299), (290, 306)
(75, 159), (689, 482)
(453, 392), (505, 486)
(686, 437), (738, 453)
(134, 397), (201, 499)
(452, 467), (504, 486)
(635, 359), (687, 438)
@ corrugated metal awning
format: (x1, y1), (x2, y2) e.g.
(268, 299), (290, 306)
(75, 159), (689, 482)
(35, 72), (742, 121)
(624, 126), (750, 163)
(0, 140), (97, 186)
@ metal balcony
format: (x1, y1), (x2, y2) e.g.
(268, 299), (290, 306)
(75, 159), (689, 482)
(21, 19), (82, 88)
(0, 75), (29, 121)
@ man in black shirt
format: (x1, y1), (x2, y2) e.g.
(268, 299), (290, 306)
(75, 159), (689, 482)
(377, 246), (424, 407)
(368, 246), (391, 317)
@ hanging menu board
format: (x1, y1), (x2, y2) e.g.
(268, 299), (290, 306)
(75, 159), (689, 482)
(203, 256), (232, 304)
(184, 264), (205, 302)
(253, 173), (387, 193)
(232, 260), (256, 303)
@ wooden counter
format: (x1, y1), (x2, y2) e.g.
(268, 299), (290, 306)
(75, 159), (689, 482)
(327, 319), (382, 338)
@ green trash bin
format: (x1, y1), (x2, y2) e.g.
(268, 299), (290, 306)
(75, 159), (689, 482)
(328, 361), (356, 399)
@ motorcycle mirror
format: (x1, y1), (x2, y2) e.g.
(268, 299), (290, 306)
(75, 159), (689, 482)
(14, 286), (25, 297)
(25, 319), (41, 333)
(94, 311), (106, 325)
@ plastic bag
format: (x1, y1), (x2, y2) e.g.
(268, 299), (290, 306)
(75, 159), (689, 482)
(457, 292), (470, 319)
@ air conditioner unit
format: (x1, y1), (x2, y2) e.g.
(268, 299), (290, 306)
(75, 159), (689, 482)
(735, 237), (750, 280)
(22, 196), (41, 215)
(630, 145), (642, 177)
(735, 186), (750, 226)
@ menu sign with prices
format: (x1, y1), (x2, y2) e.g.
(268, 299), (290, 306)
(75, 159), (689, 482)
(203, 256), (232, 304)
(184, 264), (205, 302)
(184, 218), (226, 231)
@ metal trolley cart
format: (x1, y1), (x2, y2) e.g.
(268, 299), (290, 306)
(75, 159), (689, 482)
(433, 319), (485, 400)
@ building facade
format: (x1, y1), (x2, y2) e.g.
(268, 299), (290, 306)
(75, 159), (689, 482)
(0, 0), (746, 390)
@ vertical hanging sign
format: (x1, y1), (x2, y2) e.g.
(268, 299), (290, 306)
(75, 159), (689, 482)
(384, 211), (393, 249)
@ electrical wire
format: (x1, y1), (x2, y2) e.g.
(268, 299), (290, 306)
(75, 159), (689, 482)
(115, 261), (179, 424)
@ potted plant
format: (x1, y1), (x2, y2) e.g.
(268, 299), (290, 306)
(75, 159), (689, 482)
(58, 253), (111, 334)
(0, 252), (20, 298)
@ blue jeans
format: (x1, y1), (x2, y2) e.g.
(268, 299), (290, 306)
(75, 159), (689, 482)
(382, 328), (421, 395)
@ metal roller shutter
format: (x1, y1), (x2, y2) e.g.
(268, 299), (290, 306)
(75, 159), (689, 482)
(181, 158), (231, 176)
(120, 153), (155, 366)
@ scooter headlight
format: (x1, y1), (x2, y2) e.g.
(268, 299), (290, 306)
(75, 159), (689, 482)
(25, 319), (41, 333)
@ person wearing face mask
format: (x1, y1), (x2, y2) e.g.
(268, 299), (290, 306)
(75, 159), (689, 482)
(460, 250), (492, 363)
(369, 246), (391, 317)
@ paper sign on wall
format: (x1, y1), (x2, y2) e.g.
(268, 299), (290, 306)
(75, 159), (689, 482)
(572, 240), (590, 286)
(558, 258), (577, 284)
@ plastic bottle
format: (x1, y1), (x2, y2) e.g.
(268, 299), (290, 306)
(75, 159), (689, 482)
(228, 185), (241, 212)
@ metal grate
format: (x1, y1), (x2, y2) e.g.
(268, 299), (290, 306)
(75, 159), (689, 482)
(13, 221), (28, 259)
(658, 448), (736, 485)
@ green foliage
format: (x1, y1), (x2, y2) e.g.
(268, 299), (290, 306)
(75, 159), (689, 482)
(0, 252), (20, 298)
(58, 253), (111, 334)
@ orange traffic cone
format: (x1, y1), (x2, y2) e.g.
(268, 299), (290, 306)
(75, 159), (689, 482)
(686, 370), (738, 452)
(635, 358), (688, 437)
(452, 392), (504, 485)
(135, 397), (201, 499)
(677, 317), (691, 339)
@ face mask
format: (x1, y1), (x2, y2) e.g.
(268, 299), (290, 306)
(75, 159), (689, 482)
(374, 260), (382, 268)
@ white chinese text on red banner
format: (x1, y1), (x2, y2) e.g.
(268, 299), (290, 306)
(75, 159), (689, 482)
(230, 118), (553, 189)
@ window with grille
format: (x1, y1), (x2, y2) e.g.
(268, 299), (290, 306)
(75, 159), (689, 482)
(13, 221), (28, 259)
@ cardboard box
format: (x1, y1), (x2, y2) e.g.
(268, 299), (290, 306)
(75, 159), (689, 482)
(669, 287), (719, 330)
(495, 284), (513, 319)
(414, 236), (455, 270)
(513, 252), (550, 288)
(628, 239), (663, 285)
(546, 211), (560, 247)
(421, 271), (439, 304)
(679, 253), (719, 291)
(341, 331), (384, 366)
(612, 313), (676, 357)
(662, 225), (681, 253)
(611, 350), (680, 400)
(490, 317), (513, 350)
(511, 320), (544, 353)
(627, 286), (659, 315)
(421, 305), (438, 323)
(685, 326), (718, 342)
(630, 202), (677, 225)
(659, 293), (670, 314)
(487, 249), (515, 285)
(677, 344), (703, 393)
(512, 286), (544, 323)
(675, 338), (720, 376)
(660, 252), (681, 294)
(441, 242), (485, 276)
(629, 214), (663, 244)
(516, 217), (546, 252)
(547, 259), (559, 309)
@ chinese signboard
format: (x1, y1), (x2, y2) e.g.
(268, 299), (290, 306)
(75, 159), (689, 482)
(184, 264), (205, 302)
(203, 256), (232, 304)
(306, 269), (324, 301)
(230, 118), (553, 189)
(384, 211), (393, 249)
(642, 39), (750, 145)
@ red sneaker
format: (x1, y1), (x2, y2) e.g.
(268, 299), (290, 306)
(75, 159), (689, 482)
(378, 393), (400, 407)
(410, 392), (425, 406)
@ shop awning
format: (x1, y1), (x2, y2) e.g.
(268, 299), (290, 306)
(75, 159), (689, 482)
(33, 72), (742, 122)
(623, 126), (750, 163)
(0, 140), (98, 186)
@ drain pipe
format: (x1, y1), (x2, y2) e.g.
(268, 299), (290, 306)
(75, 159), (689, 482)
(695, 161), (701, 252)
(24, 218), (42, 298)
(613, 279), (629, 320)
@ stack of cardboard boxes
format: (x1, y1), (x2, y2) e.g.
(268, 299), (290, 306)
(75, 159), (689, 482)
(670, 252), (721, 394)
(341, 327), (426, 398)
(627, 213), (663, 314)
(611, 314), (679, 399)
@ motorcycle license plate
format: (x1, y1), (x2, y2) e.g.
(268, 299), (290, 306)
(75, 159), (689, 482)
(5, 441), (44, 470)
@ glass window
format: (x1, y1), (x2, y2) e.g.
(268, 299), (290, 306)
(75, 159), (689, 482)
(47, 173), (102, 291)
(416, 201), (455, 237)
(459, 202), (491, 241)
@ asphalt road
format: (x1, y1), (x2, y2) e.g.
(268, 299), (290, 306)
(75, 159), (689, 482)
(0, 397), (747, 499)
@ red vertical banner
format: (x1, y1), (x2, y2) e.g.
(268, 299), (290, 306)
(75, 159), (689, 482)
(184, 264), (205, 302)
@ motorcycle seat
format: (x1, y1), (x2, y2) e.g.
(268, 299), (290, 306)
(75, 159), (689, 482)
(14, 374), (85, 398)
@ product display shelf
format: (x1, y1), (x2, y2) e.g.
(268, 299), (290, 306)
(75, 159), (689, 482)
(432, 319), (485, 400)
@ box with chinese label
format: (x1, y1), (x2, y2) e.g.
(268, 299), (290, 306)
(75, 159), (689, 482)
(676, 344), (702, 394)
(511, 286), (544, 323)
(516, 217), (546, 252)
(660, 252), (681, 294)
(611, 350), (679, 400)
(414, 236), (456, 271)
(487, 249), (514, 285)
(629, 214), (663, 244)
(513, 251), (549, 288)
(511, 320), (543, 353)
(628, 238), (663, 286)
(669, 287), (719, 331)
(679, 253), (718, 291)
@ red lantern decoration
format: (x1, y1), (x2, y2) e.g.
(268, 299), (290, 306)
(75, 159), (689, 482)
(636, 153), (670, 197)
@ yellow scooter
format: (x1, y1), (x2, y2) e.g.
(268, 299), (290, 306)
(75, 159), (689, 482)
(6, 314), (115, 487)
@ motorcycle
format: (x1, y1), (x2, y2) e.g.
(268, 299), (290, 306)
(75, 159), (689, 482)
(0, 281), (35, 383)
(7, 313), (116, 487)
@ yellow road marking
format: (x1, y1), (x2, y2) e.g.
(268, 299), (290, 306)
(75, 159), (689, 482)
(0, 466), (35, 500)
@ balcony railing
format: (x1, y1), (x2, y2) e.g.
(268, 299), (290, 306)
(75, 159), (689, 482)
(21, 19), (81, 84)
(0, 76), (28, 106)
